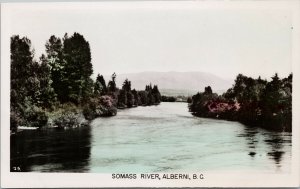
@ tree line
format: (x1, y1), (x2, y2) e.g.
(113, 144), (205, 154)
(10, 33), (161, 131)
(189, 73), (292, 132)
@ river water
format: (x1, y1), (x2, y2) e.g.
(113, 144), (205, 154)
(10, 102), (292, 173)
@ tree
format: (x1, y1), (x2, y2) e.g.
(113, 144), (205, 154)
(107, 72), (117, 92)
(232, 74), (248, 103)
(161, 96), (176, 102)
(188, 86), (219, 115)
(37, 55), (56, 108)
(204, 86), (212, 95)
(26, 60), (41, 104)
(281, 73), (292, 131)
(94, 74), (107, 95)
(122, 79), (131, 92)
(11, 36), (50, 129)
(145, 83), (152, 92)
(11, 35), (34, 111)
(138, 91), (148, 105)
(118, 90), (127, 107)
(189, 92), (203, 113)
(10, 35), (48, 109)
(152, 85), (161, 103)
(45, 35), (66, 102)
(127, 91), (134, 107)
(260, 73), (282, 116)
(147, 92), (154, 105)
(132, 89), (141, 106)
(62, 32), (93, 104)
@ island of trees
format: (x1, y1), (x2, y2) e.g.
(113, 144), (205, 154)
(10, 33), (161, 132)
(189, 73), (292, 132)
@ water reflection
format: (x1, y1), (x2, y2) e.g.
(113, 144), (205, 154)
(264, 133), (291, 165)
(10, 127), (91, 172)
(237, 125), (292, 166)
(237, 127), (259, 157)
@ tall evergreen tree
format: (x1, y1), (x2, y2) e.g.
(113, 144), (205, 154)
(260, 73), (283, 117)
(94, 74), (103, 95)
(94, 74), (107, 95)
(132, 89), (141, 106)
(118, 90), (127, 107)
(152, 85), (161, 103)
(107, 72), (117, 92)
(204, 86), (212, 95)
(127, 92), (134, 107)
(122, 79), (131, 92)
(62, 32), (93, 103)
(11, 35), (34, 111)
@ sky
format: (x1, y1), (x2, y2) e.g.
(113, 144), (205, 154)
(6, 1), (294, 80)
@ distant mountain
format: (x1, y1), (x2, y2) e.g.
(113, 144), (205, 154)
(105, 71), (233, 96)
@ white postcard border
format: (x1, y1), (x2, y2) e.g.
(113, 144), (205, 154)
(1, 1), (300, 188)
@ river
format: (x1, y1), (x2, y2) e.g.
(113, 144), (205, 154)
(10, 102), (292, 173)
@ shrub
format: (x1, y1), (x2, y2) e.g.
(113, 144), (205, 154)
(24, 106), (48, 128)
(53, 111), (78, 128)
(49, 103), (87, 128)
(83, 95), (117, 120)
(10, 110), (24, 132)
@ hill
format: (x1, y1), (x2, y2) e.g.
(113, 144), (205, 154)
(104, 71), (233, 96)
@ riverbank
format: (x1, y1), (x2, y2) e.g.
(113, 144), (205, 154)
(11, 94), (162, 133)
(189, 74), (292, 132)
(190, 105), (292, 132)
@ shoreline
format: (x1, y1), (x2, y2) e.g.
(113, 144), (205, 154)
(12, 102), (162, 133)
(12, 100), (291, 134)
(190, 110), (292, 132)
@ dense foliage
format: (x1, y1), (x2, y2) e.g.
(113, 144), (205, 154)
(10, 33), (161, 130)
(45, 33), (94, 104)
(161, 95), (192, 102)
(11, 36), (55, 131)
(161, 96), (177, 102)
(189, 74), (292, 132)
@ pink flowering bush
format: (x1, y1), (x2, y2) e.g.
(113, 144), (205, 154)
(83, 95), (117, 120)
